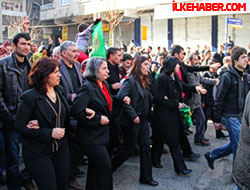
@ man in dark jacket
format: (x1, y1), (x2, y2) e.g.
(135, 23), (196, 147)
(205, 46), (250, 170)
(0, 33), (36, 190)
(106, 47), (122, 154)
(171, 45), (220, 161)
(59, 41), (84, 190)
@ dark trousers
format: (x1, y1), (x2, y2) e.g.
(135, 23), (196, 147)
(108, 113), (121, 155)
(23, 145), (70, 190)
(179, 124), (193, 157)
(83, 144), (113, 190)
(203, 105), (213, 132)
(69, 136), (84, 182)
(151, 142), (187, 172)
(68, 120), (84, 182)
(203, 105), (223, 137)
(112, 116), (153, 182)
(192, 106), (206, 142)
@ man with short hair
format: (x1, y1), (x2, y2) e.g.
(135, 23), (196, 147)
(119, 53), (132, 79)
(59, 41), (84, 190)
(186, 54), (218, 146)
(106, 47), (123, 154)
(0, 33), (36, 190)
(205, 46), (250, 170)
(171, 45), (220, 161)
(52, 46), (61, 61)
(27, 42), (38, 60)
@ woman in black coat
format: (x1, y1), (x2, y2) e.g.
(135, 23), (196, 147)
(151, 56), (206, 175)
(112, 55), (158, 186)
(71, 57), (113, 190)
(15, 57), (70, 190)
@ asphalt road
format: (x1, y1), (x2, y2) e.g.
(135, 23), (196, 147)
(0, 121), (235, 190)
(110, 121), (234, 190)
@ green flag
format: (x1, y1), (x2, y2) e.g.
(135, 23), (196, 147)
(91, 21), (106, 58)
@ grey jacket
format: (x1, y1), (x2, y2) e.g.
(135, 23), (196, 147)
(232, 91), (250, 190)
(186, 72), (216, 110)
(0, 53), (31, 127)
(59, 59), (83, 103)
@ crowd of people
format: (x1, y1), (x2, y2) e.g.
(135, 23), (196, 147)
(0, 18), (250, 190)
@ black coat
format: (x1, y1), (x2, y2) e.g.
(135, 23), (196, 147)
(106, 61), (120, 97)
(152, 73), (196, 143)
(14, 86), (70, 155)
(71, 80), (112, 145)
(116, 76), (152, 127)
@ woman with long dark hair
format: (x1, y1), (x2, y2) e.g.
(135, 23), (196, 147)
(112, 55), (158, 186)
(15, 57), (70, 190)
(151, 56), (206, 175)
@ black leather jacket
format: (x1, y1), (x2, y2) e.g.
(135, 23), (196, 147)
(213, 66), (250, 123)
(0, 53), (31, 127)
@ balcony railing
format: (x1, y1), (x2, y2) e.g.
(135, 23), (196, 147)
(41, 3), (54, 11)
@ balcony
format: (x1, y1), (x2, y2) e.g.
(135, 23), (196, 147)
(41, 3), (54, 11)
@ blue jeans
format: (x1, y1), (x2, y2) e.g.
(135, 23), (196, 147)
(210, 117), (241, 162)
(2, 129), (22, 190)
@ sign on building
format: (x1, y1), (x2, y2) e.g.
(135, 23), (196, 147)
(62, 26), (68, 41)
(142, 25), (147, 41)
(227, 17), (243, 29)
(43, 28), (53, 39)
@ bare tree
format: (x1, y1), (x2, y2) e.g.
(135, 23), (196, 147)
(103, 10), (124, 31)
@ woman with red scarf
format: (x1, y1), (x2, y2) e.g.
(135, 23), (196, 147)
(72, 57), (113, 190)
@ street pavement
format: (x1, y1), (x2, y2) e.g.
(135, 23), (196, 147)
(0, 121), (235, 190)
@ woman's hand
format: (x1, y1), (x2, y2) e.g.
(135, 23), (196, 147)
(123, 96), (131, 105)
(26, 120), (39, 129)
(100, 116), (109, 125)
(133, 116), (140, 124)
(195, 85), (207, 94)
(52, 128), (65, 139)
(178, 103), (185, 109)
(86, 108), (95, 119)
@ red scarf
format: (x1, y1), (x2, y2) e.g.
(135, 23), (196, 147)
(96, 81), (112, 112)
(177, 68), (185, 99)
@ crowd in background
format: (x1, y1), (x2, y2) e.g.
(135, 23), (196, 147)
(0, 18), (250, 190)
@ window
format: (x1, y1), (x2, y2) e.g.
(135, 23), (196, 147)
(59, 0), (69, 6)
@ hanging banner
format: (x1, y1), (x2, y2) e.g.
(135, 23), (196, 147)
(109, 30), (114, 47)
(142, 25), (147, 41)
(62, 26), (68, 41)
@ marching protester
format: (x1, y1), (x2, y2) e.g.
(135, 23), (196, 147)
(112, 55), (158, 186)
(1, 13), (250, 190)
(72, 57), (113, 190)
(232, 91), (250, 190)
(0, 33), (37, 190)
(15, 57), (70, 190)
(205, 46), (250, 169)
(58, 41), (84, 190)
(151, 56), (207, 174)
(106, 48), (123, 155)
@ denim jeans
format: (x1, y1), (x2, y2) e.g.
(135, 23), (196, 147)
(210, 116), (241, 162)
(2, 129), (22, 190)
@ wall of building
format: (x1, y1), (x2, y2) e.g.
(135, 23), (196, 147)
(218, 14), (250, 49)
(114, 22), (134, 47)
(173, 16), (212, 51)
